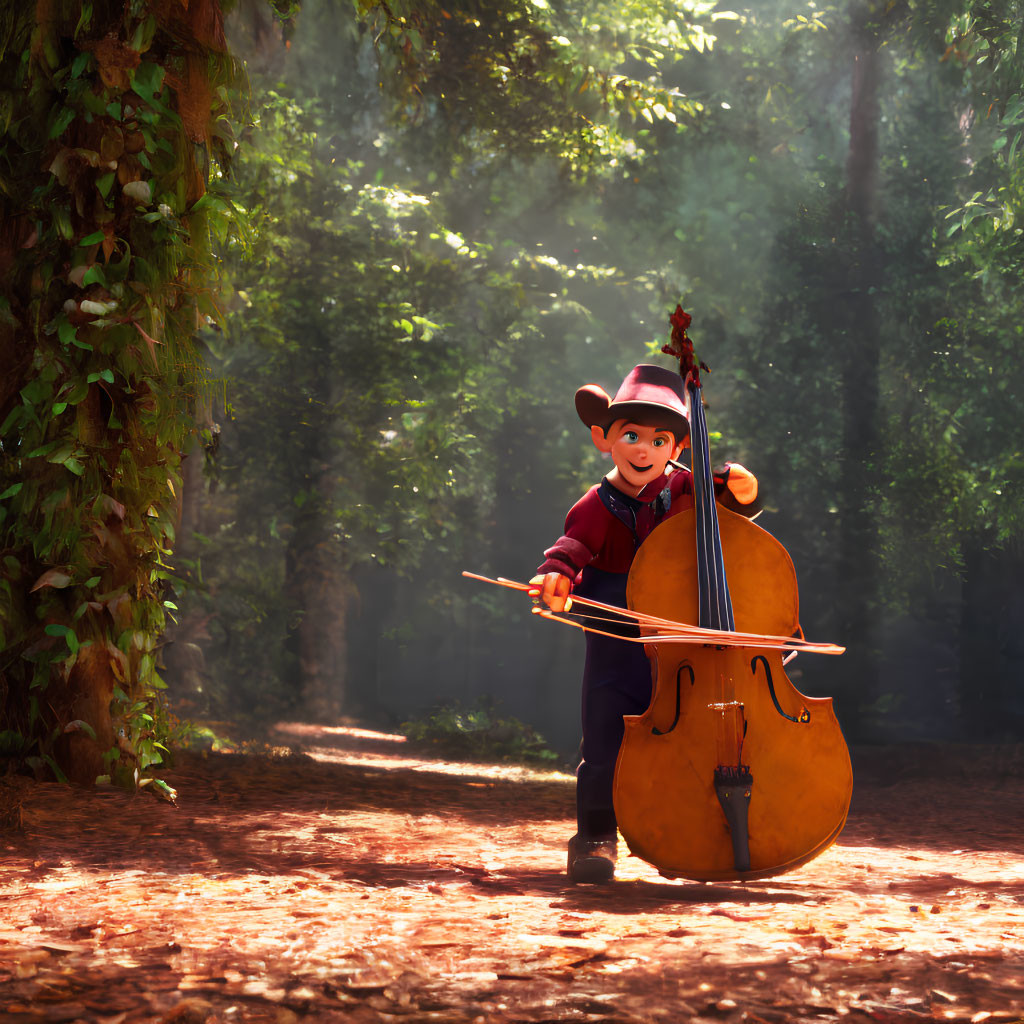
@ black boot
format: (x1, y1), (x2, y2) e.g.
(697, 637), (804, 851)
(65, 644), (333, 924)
(567, 834), (616, 884)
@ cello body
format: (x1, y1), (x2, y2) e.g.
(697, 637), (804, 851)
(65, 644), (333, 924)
(613, 505), (853, 881)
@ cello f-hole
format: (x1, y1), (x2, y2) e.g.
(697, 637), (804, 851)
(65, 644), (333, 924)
(652, 664), (693, 736)
(750, 654), (810, 724)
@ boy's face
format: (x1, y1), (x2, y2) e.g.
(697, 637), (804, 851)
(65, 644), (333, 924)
(594, 419), (686, 494)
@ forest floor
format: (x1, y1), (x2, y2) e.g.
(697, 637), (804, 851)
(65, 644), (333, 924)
(1, 725), (1023, 1024)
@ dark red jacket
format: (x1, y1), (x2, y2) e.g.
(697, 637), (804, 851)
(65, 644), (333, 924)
(537, 470), (685, 581)
(538, 466), (744, 583)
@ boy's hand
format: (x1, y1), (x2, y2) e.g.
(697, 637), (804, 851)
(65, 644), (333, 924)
(528, 572), (573, 613)
(725, 463), (758, 504)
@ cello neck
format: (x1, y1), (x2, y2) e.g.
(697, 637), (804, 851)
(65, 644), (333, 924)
(687, 377), (735, 632)
(664, 304), (735, 632)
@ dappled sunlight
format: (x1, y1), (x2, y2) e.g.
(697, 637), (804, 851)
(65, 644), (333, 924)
(301, 744), (575, 783)
(272, 722), (410, 745)
(271, 720), (576, 783)
(2, 728), (1023, 1022)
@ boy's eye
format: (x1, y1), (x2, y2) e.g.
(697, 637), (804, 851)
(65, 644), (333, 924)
(624, 431), (639, 443)
(652, 437), (666, 448)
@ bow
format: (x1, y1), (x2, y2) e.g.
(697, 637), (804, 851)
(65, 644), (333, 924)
(461, 571), (844, 657)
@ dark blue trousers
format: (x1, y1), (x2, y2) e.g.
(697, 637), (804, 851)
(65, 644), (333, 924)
(574, 567), (653, 840)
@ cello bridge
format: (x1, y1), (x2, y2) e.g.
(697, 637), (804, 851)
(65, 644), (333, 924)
(709, 700), (747, 769)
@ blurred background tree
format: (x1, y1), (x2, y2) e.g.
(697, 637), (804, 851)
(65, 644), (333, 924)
(170, 0), (749, 746)
(5, 0), (1024, 785)
(178, 0), (1024, 749)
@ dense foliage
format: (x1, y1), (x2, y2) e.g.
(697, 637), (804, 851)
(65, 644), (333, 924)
(170, 0), (739, 735)
(0, 0), (236, 782)
(401, 697), (560, 765)
(171, 0), (1024, 748)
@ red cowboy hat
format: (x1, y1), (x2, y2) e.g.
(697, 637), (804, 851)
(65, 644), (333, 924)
(575, 364), (689, 438)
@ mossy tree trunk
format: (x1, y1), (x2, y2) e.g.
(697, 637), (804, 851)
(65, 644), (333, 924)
(0, 0), (234, 784)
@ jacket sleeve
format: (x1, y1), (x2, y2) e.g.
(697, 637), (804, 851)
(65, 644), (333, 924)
(536, 488), (608, 580)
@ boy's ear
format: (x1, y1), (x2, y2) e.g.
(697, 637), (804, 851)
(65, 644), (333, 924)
(591, 424), (613, 453)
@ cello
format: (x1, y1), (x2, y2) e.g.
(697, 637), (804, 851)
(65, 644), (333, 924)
(611, 307), (853, 880)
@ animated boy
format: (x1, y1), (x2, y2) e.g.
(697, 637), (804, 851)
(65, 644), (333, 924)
(529, 364), (758, 883)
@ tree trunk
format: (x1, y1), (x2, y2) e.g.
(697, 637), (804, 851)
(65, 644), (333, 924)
(345, 564), (399, 720)
(958, 538), (1024, 738)
(0, 1), (230, 784)
(833, 4), (884, 737)
(283, 494), (354, 722)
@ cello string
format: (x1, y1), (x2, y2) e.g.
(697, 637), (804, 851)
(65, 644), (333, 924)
(690, 381), (718, 628)
(688, 376), (742, 767)
(689, 380), (714, 629)
(688, 378), (735, 632)
(689, 378), (738, 733)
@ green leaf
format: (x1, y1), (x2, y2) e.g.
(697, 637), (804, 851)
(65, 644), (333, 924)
(57, 318), (77, 348)
(44, 624), (79, 653)
(0, 405), (22, 434)
(64, 719), (97, 740)
(73, 1), (93, 39)
(65, 381), (89, 404)
(52, 206), (73, 239)
(0, 483), (22, 501)
(139, 778), (177, 803)
(71, 51), (91, 79)
(25, 441), (60, 458)
(78, 230), (106, 246)
(43, 755), (69, 784)
(96, 172), (115, 200)
(105, 244), (132, 283)
(46, 444), (75, 465)
(189, 193), (228, 214)
(131, 62), (166, 106)
(83, 263), (108, 287)
(52, 402), (67, 415)
(49, 107), (75, 140)
(131, 15), (157, 53)
(63, 458), (85, 476)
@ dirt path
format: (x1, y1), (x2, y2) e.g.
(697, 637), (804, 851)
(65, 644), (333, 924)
(2, 726), (1023, 1024)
